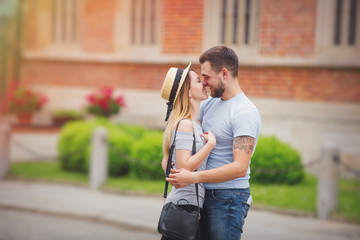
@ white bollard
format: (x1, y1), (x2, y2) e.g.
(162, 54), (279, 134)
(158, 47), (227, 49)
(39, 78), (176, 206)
(317, 148), (339, 219)
(89, 127), (108, 190)
(0, 123), (11, 179)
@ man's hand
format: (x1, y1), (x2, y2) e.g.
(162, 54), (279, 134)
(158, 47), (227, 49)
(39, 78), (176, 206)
(166, 168), (197, 188)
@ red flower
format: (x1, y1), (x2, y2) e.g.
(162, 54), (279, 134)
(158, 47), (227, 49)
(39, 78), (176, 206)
(1, 83), (48, 115)
(87, 94), (96, 104)
(115, 95), (126, 107)
(85, 86), (126, 117)
(98, 98), (109, 110)
(100, 87), (113, 99)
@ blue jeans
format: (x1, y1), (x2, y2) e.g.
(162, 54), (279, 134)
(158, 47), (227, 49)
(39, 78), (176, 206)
(201, 188), (251, 240)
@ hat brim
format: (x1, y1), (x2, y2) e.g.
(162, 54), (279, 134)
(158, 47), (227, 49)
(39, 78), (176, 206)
(173, 62), (192, 103)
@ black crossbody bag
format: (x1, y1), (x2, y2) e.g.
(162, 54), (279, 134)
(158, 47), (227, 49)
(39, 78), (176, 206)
(158, 120), (200, 240)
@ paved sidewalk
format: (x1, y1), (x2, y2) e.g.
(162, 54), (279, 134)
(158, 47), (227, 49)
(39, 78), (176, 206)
(0, 179), (359, 240)
(0, 180), (162, 233)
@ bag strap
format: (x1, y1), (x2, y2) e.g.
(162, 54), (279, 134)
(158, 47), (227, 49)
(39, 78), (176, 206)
(192, 132), (200, 213)
(163, 119), (182, 198)
(163, 120), (200, 212)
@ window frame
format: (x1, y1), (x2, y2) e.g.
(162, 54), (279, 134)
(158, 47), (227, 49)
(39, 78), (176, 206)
(49, 0), (82, 50)
(123, 0), (162, 56)
(204, 0), (259, 55)
(315, 0), (360, 66)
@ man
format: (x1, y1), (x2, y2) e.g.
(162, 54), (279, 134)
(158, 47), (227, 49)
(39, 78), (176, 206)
(166, 46), (261, 240)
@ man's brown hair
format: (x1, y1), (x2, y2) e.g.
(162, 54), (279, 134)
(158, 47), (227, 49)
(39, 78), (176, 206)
(199, 46), (239, 78)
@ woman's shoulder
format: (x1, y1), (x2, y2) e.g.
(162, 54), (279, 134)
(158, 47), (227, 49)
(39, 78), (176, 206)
(177, 118), (194, 133)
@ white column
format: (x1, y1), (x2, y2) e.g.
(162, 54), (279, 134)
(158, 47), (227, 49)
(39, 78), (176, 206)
(89, 127), (108, 190)
(317, 148), (339, 219)
(0, 123), (11, 179)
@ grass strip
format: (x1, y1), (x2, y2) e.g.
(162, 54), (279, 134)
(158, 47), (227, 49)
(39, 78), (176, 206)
(8, 161), (360, 222)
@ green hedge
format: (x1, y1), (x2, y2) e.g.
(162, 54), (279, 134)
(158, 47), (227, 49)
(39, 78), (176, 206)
(250, 136), (304, 185)
(130, 130), (164, 180)
(58, 119), (164, 179)
(58, 120), (303, 184)
(58, 118), (131, 176)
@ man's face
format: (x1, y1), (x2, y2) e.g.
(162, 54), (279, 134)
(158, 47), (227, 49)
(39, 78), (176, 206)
(201, 61), (225, 98)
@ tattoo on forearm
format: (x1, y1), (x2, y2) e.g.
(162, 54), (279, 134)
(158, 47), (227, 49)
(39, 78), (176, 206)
(233, 136), (254, 154)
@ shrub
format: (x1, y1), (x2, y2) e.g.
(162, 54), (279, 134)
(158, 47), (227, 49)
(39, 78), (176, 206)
(130, 130), (164, 180)
(58, 119), (164, 179)
(250, 136), (304, 185)
(117, 123), (147, 139)
(58, 119), (133, 177)
(53, 109), (85, 119)
(52, 109), (85, 127)
(107, 129), (133, 177)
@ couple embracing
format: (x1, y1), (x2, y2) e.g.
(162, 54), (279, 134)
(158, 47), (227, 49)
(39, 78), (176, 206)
(159, 46), (261, 240)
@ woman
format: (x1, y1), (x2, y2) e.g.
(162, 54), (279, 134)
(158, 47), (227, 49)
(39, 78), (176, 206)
(160, 63), (216, 240)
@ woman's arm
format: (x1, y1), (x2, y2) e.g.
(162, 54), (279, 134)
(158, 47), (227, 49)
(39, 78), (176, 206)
(175, 119), (216, 171)
(161, 156), (168, 174)
(166, 136), (254, 188)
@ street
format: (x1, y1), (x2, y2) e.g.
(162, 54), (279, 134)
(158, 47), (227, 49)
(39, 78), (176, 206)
(1, 207), (360, 240)
(0, 208), (161, 240)
(0, 180), (359, 240)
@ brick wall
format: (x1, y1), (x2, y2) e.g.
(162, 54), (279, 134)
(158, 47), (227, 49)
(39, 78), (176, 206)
(259, 0), (316, 57)
(19, 0), (360, 104)
(21, 60), (198, 90)
(163, 0), (203, 54)
(239, 67), (360, 102)
(21, 61), (360, 103)
(82, 0), (117, 52)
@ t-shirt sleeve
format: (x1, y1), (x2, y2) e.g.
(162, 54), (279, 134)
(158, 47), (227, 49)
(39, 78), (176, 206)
(174, 131), (193, 151)
(232, 109), (259, 139)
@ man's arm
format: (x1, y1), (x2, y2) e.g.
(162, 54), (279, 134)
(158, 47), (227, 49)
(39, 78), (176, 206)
(167, 136), (255, 188)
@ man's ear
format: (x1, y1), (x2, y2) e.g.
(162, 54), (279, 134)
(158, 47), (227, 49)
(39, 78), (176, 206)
(222, 68), (229, 80)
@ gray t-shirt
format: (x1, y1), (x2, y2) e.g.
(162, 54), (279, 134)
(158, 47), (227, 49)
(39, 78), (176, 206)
(199, 92), (261, 189)
(165, 121), (207, 207)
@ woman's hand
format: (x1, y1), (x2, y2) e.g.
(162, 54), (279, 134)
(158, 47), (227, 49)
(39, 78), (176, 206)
(200, 131), (216, 147)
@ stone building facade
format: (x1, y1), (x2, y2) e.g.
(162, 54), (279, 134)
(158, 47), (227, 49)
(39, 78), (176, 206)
(4, 0), (360, 173)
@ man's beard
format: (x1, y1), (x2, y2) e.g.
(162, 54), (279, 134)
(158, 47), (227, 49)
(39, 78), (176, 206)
(211, 80), (225, 98)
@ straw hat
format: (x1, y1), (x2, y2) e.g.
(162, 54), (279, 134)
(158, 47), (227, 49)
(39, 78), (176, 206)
(160, 63), (192, 121)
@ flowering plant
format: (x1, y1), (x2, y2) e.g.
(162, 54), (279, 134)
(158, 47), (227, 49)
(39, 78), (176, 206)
(1, 83), (48, 115)
(86, 87), (126, 117)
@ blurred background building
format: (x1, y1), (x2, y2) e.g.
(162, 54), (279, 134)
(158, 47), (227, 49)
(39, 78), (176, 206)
(0, 0), (359, 176)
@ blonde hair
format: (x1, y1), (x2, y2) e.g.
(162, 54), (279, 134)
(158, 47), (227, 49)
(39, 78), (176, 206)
(162, 72), (192, 157)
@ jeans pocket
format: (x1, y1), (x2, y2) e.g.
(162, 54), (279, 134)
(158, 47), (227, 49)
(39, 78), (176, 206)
(211, 190), (233, 203)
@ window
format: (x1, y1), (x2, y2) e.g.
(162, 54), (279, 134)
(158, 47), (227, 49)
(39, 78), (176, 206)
(316, 0), (359, 66)
(51, 0), (81, 45)
(130, 0), (159, 46)
(220, 0), (259, 47)
(333, 0), (358, 46)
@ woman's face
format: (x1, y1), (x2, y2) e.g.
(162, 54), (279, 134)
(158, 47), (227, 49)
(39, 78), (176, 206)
(189, 70), (208, 101)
